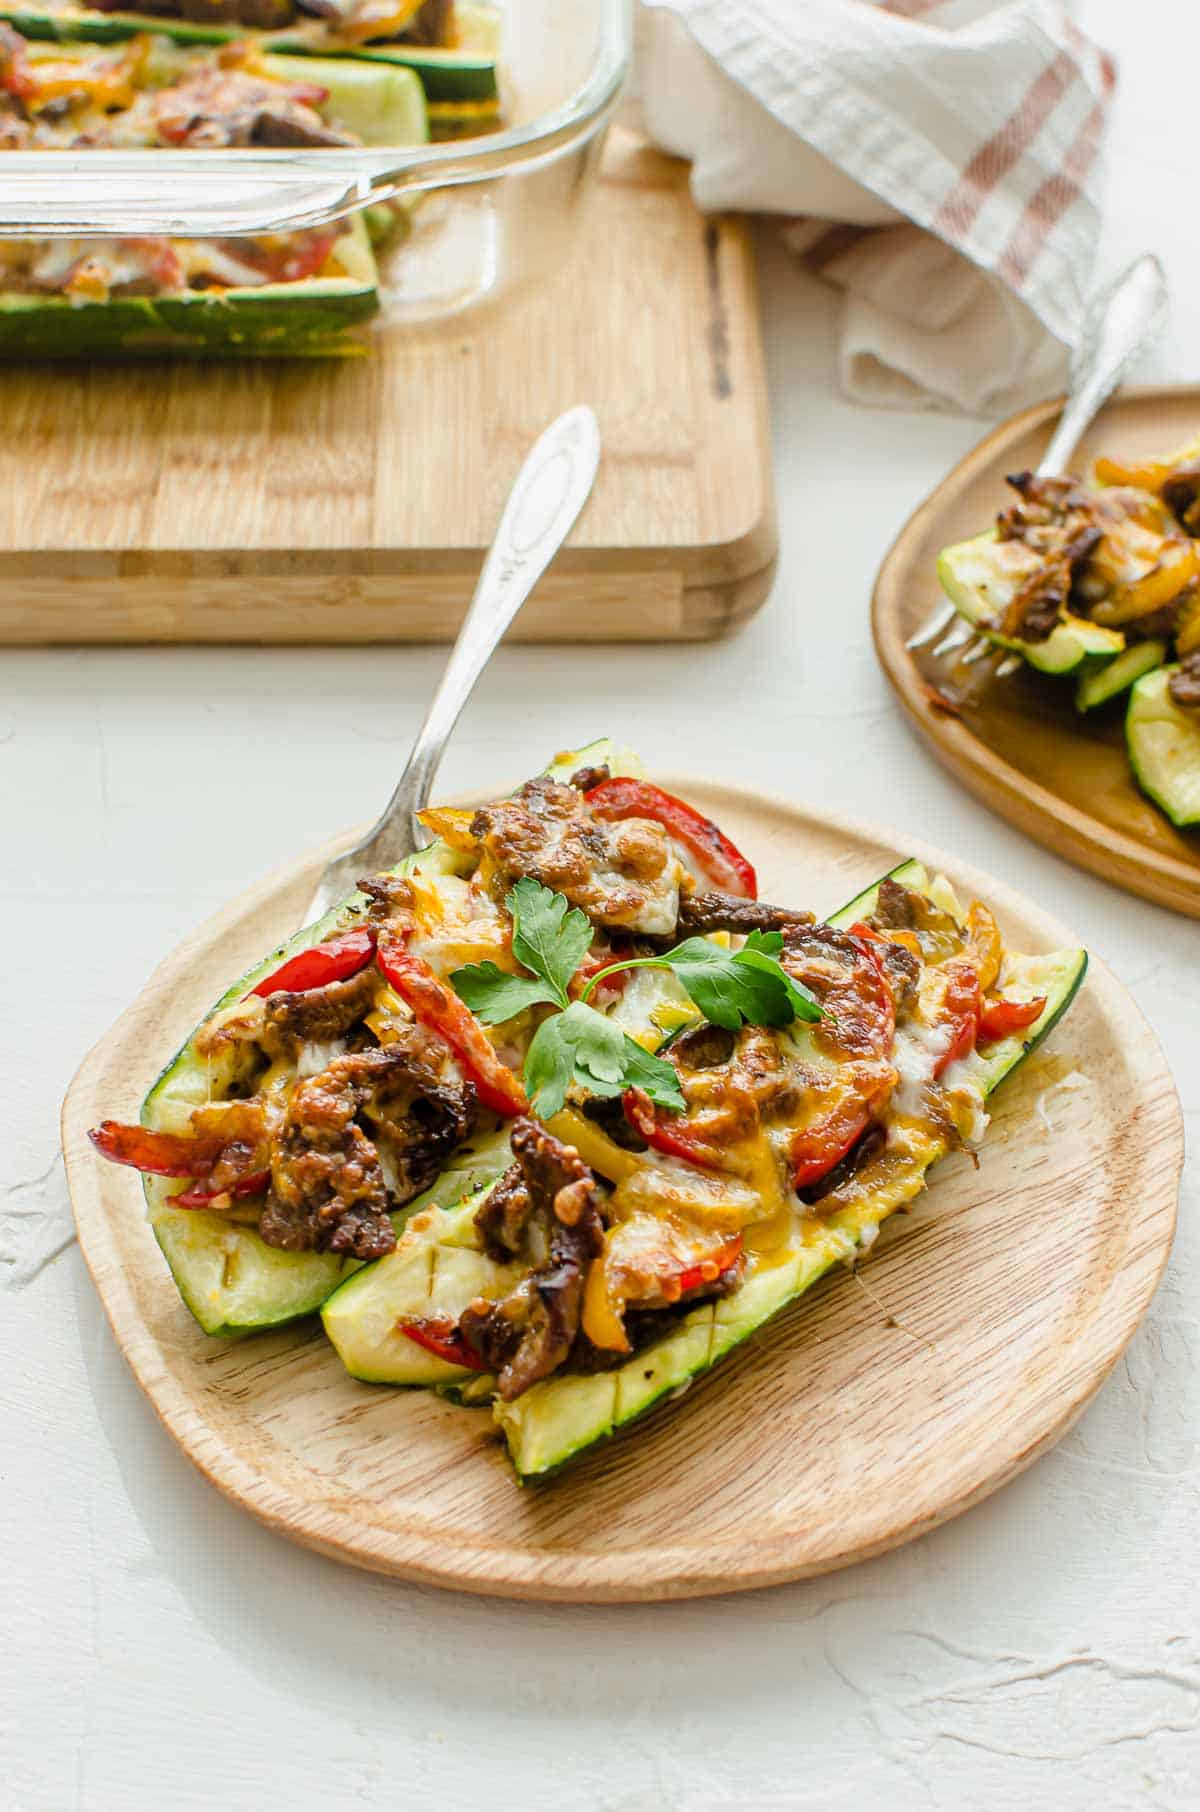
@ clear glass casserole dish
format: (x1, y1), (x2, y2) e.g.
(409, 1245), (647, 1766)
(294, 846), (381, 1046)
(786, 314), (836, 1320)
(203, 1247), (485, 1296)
(0, 0), (628, 352)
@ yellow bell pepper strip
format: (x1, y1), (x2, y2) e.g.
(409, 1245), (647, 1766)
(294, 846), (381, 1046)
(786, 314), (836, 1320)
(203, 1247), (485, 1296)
(1093, 456), (1173, 492)
(1090, 538), (1197, 626)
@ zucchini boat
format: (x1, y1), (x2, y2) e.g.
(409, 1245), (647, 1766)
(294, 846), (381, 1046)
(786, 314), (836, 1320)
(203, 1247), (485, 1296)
(0, 0), (500, 101)
(91, 738), (643, 1335)
(88, 752), (1087, 1481)
(319, 852), (1085, 1481)
(0, 31), (427, 357)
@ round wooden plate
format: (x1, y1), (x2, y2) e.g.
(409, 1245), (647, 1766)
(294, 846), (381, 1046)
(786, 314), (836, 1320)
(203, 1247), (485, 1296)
(62, 783), (1183, 1602)
(873, 384), (1200, 919)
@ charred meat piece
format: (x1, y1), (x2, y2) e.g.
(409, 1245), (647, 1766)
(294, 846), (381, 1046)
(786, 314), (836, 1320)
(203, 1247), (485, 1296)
(262, 966), (379, 1045)
(676, 890), (814, 936)
(461, 1119), (604, 1400)
(358, 873), (416, 925)
(1162, 463), (1200, 536)
(261, 1033), (472, 1258)
(993, 472), (1106, 641)
(568, 762), (611, 792)
(153, 65), (359, 147)
(92, 0), (298, 24)
(471, 777), (683, 936)
(869, 877), (962, 955)
(1169, 648), (1200, 709)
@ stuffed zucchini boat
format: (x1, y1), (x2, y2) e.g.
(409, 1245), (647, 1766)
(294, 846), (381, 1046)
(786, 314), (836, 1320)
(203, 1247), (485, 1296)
(0, 0), (500, 112)
(0, 26), (427, 355)
(89, 748), (1087, 1477)
(936, 433), (1200, 824)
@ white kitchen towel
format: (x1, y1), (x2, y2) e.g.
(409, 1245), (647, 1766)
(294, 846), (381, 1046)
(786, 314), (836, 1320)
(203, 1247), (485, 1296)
(631, 0), (1118, 414)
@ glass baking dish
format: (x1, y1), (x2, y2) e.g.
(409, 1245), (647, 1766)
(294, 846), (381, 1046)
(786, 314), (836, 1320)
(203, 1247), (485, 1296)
(0, 0), (629, 346)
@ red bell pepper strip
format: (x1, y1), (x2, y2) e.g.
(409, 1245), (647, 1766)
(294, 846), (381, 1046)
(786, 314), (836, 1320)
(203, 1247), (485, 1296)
(933, 962), (982, 1077)
(978, 994), (1046, 1043)
(224, 230), (338, 286)
(783, 927), (896, 1193)
(585, 778), (758, 899)
(171, 1170), (270, 1210)
(249, 926), (376, 999)
(622, 1087), (721, 1169)
(674, 1235), (743, 1298)
(88, 1120), (226, 1178)
(376, 931), (529, 1118)
(398, 1316), (490, 1371)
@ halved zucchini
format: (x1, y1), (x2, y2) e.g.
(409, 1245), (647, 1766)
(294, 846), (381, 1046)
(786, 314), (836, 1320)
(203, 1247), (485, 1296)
(1126, 666), (1200, 826)
(494, 866), (1087, 1479)
(1076, 640), (1166, 713)
(139, 739), (644, 1335)
(0, 0), (499, 98)
(936, 530), (1125, 676)
(0, 45), (428, 358)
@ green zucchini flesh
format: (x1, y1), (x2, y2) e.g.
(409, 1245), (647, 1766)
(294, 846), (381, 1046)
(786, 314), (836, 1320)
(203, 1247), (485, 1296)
(936, 531), (1125, 676)
(493, 865), (1087, 1479)
(1126, 666), (1200, 826)
(1076, 639), (1165, 713)
(0, 0), (499, 98)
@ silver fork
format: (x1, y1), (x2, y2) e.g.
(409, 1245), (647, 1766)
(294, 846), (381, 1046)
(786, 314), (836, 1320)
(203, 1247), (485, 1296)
(908, 252), (1169, 671)
(302, 404), (601, 927)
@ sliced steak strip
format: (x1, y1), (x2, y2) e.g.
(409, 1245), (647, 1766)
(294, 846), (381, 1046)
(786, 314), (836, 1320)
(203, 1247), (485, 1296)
(1169, 649), (1200, 709)
(676, 891), (813, 936)
(263, 966), (378, 1045)
(261, 1032), (472, 1258)
(461, 1119), (604, 1400)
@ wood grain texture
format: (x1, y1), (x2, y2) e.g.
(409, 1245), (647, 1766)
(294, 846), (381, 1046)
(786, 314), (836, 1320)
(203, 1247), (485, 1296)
(60, 782), (1183, 1601)
(873, 385), (1200, 918)
(0, 131), (775, 645)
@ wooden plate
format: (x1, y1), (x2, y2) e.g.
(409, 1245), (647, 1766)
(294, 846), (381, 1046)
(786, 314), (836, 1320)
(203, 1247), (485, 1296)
(873, 384), (1200, 919)
(61, 783), (1182, 1601)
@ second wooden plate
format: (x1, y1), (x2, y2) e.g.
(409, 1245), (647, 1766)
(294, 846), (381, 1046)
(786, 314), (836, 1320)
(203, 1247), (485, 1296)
(873, 385), (1200, 919)
(61, 783), (1182, 1600)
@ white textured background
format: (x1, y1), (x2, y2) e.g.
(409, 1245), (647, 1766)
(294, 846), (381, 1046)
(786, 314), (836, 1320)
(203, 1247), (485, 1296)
(3, 2), (1197, 1806)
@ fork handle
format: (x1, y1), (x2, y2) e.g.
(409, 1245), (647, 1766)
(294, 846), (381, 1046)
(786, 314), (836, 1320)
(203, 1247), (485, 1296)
(1036, 254), (1167, 478)
(378, 404), (601, 855)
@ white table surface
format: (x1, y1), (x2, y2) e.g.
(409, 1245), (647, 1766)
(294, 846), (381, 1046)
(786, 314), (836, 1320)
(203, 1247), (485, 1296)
(4, 4), (1198, 1806)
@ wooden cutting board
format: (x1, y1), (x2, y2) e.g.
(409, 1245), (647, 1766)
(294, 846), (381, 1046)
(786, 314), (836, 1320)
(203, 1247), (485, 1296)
(61, 784), (1182, 1601)
(0, 130), (774, 644)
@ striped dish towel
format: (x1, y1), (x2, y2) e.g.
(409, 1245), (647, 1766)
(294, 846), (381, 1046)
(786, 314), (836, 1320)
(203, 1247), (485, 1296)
(632, 0), (1118, 413)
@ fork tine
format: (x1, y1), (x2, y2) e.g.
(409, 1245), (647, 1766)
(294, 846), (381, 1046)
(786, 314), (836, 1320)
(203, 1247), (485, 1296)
(931, 620), (973, 658)
(906, 604), (956, 650)
(994, 655), (1023, 677)
(960, 636), (997, 665)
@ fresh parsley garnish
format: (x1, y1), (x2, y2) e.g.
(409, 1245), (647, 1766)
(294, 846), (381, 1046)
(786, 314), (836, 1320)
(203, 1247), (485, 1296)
(449, 878), (821, 1122)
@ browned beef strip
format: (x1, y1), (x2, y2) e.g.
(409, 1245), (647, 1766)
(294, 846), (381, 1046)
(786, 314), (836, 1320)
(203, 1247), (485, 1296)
(91, 0), (298, 23)
(676, 891), (814, 935)
(671, 1023), (736, 1069)
(358, 874), (415, 924)
(1162, 463), (1200, 535)
(869, 877), (957, 940)
(993, 472), (1108, 641)
(262, 966), (378, 1045)
(872, 938), (920, 1018)
(261, 1034), (472, 1258)
(461, 1119), (604, 1400)
(473, 1162), (531, 1262)
(1169, 649), (1200, 709)
(568, 763), (611, 792)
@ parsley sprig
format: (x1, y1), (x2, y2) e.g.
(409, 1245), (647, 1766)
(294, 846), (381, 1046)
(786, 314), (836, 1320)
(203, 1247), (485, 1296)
(450, 878), (822, 1122)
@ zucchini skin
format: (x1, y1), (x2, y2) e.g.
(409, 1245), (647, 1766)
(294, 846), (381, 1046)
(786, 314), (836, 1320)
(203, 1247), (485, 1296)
(1126, 666), (1200, 827)
(0, 1), (500, 97)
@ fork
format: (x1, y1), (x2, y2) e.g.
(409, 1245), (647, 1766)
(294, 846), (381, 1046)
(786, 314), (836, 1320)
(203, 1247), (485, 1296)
(907, 253), (1169, 672)
(302, 403), (601, 926)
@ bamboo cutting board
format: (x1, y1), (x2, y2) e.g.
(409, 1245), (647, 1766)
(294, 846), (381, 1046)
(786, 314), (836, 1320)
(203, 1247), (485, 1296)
(61, 784), (1182, 1601)
(0, 130), (774, 644)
